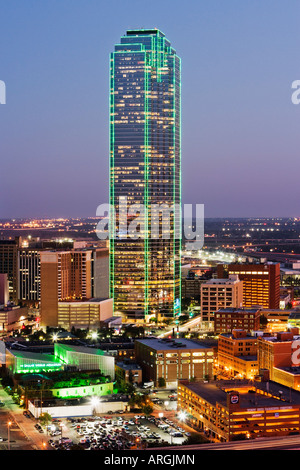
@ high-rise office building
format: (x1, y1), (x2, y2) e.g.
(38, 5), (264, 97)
(218, 263), (280, 309)
(200, 275), (243, 326)
(110, 29), (181, 319)
(40, 250), (92, 327)
(0, 237), (21, 303)
(18, 248), (41, 305)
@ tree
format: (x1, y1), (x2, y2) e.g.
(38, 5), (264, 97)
(39, 412), (52, 428)
(158, 377), (166, 388)
(141, 404), (153, 416)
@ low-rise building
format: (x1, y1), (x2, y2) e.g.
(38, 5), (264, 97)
(200, 275), (243, 327)
(135, 337), (214, 388)
(178, 378), (300, 441)
(214, 307), (260, 334)
(57, 298), (113, 330)
(115, 361), (142, 385)
(218, 329), (258, 379)
(54, 343), (115, 380)
(257, 328), (300, 384)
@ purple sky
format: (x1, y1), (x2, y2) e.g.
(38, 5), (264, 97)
(0, 0), (299, 219)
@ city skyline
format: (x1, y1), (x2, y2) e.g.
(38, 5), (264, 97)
(0, 0), (299, 220)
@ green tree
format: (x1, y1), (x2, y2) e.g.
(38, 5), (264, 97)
(39, 412), (52, 428)
(141, 404), (153, 416)
(158, 377), (166, 388)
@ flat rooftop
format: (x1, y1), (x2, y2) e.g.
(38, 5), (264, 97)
(116, 361), (141, 370)
(179, 379), (300, 408)
(217, 308), (259, 314)
(135, 338), (213, 351)
(7, 349), (59, 363)
(55, 343), (107, 356)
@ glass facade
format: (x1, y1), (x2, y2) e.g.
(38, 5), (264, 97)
(110, 29), (181, 319)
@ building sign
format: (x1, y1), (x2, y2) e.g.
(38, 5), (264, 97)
(230, 394), (239, 404)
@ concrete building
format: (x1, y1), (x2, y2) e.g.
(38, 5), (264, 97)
(135, 337), (214, 388)
(200, 275), (243, 326)
(40, 250), (92, 327)
(57, 298), (113, 330)
(0, 305), (29, 333)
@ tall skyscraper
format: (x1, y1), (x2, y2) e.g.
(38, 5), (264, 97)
(110, 29), (181, 319)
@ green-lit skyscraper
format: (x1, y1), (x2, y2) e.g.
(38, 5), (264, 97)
(109, 29), (181, 320)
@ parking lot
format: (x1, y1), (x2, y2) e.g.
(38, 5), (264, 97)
(47, 414), (190, 450)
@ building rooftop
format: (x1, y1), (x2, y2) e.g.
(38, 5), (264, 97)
(202, 276), (241, 285)
(54, 343), (107, 356)
(180, 379), (300, 408)
(135, 337), (213, 351)
(116, 361), (141, 370)
(7, 349), (59, 363)
(217, 308), (259, 314)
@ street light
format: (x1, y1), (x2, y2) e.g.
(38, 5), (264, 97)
(91, 396), (100, 415)
(7, 421), (12, 450)
(178, 411), (187, 422)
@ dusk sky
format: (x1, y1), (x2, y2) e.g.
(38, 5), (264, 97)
(0, 0), (299, 219)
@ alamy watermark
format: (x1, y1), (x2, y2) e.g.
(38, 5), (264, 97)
(0, 80), (6, 104)
(291, 80), (300, 105)
(291, 339), (300, 366)
(96, 198), (204, 251)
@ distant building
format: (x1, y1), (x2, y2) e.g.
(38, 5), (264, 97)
(0, 237), (21, 303)
(181, 274), (201, 303)
(0, 273), (9, 305)
(214, 307), (260, 334)
(0, 305), (29, 333)
(18, 248), (41, 305)
(288, 310), (300, 329)
(135, 337), (214, 388)
(218, 263), (280, 309)
(200, 275), (243, 326)
(91, 247), (109, 299)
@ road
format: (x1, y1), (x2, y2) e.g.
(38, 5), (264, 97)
(151, 434), (300, 450)
(0, 387), (49, 450)
(157, 315), (202, 339)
